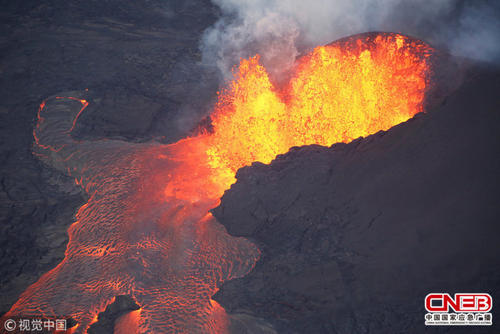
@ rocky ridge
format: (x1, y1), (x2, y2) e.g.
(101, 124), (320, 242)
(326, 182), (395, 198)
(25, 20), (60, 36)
(212, 65), (500, 333)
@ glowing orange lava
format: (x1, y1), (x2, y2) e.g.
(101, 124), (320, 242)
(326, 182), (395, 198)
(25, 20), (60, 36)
(6, 33), (432, 333)
(203, 33), (432, 192)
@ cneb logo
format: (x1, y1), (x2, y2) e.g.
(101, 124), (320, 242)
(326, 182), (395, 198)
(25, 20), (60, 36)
(425, 293), (492, 312)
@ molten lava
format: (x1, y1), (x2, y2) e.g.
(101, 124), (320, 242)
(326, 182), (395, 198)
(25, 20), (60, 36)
(206, 33), (432, 188)
(6, 33), (432, 333)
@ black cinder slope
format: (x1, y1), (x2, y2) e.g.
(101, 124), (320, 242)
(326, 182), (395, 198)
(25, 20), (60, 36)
(212, 64), (500, 333)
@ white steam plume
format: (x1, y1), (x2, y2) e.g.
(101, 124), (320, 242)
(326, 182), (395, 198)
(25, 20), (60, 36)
(201, 0), (500, 82)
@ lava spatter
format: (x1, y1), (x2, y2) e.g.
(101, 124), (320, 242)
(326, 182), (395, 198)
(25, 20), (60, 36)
(6, 33), (432, 333)
(207, 33), (432, 182)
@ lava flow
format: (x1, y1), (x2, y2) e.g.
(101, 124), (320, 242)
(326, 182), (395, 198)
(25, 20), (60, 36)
(6, 33), (432, 333)
(206, 33), (432, 186)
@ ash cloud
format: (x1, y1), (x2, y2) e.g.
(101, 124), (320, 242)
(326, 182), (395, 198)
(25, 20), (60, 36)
(201, 0), (500, 82)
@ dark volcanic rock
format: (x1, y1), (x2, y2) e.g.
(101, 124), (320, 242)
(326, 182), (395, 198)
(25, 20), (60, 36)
(87, 295), (140, 334)
(0, 0), (218, 316)
(0, 162), (85, 315)
(212, 66), (500, 333)
(72, 87), (163, 141)
(227, 312), (277, 334)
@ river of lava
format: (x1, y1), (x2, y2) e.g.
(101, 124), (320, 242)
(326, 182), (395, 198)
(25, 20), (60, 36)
(6, 33), (432, 333)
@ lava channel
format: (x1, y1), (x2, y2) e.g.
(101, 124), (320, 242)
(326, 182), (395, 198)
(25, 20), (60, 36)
(5, 32), (433, 333)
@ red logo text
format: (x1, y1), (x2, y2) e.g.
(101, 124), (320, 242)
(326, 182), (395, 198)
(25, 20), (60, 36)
(425, 293), (492, 312)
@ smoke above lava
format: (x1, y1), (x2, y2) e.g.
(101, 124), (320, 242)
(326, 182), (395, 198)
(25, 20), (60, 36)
(201, 0), (500, 82)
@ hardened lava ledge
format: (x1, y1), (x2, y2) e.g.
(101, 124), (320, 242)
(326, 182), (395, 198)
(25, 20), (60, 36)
(212, 63), (500, 333)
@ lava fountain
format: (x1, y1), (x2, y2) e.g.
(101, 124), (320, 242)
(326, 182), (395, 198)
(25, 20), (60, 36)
(5, 33), (432, 333)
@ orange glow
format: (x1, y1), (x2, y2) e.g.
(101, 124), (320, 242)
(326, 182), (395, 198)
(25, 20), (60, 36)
(161, 33), (432, 209)
(114, 308), (142, 334)
(8, 33), (432, 333)
(206, 33), (432, 187)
